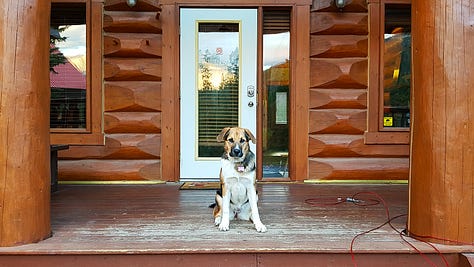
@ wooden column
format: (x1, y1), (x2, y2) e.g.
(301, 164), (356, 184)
(0, 0), (51, 246)
(409, 0), (474, 244)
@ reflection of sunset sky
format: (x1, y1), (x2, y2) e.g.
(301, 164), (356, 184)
(199, 32), (238, 64)
(56, 25), (86, 57)
(198, 31), (289, 70)
(56, 25), (289, 70)
(56, 25), (87, 72)
(263, 32), (289, 70)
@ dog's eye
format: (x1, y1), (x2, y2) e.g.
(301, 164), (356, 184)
(227, 138), (234, 143)
(240, 138), (245, 143)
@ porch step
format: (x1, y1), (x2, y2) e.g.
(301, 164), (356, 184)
(0, 252), (470, 267)
(462, 254), (474, 267)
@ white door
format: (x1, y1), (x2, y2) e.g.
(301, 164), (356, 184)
(180, 8), (257, 181)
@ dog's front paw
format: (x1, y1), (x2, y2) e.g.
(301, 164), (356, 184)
(214, 216), (222, 226)
(255, 223), (267, 233)
(218, 221), (230, 231)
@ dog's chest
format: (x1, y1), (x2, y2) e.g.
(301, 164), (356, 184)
(220, 159), (254, 204)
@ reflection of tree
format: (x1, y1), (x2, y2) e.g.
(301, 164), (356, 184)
(219, 48), (239, 90)
(200, 63), (213, 90)
(387, 33), (410, 108)
(50, 26), (68, 73)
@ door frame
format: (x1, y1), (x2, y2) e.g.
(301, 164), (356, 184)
(179, 8), (258, 181)
(160, 4), (310, 182)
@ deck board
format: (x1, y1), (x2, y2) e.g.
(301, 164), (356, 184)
(0, 183), (472, 266)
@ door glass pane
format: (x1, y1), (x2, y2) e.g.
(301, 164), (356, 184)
(50, 3), (87, 129)
(262, 9), (290, 178)
(383, 4), (411, 128)
(197, 23), (240, 158)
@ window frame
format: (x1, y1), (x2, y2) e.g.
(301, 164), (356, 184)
(50, 0), (104, 145)
(365, 0), (411, 145)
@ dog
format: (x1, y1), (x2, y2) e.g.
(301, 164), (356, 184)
(212, 127), (267, 232)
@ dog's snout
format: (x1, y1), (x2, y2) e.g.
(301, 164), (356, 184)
(233, 148), (242, 156)
(230, 147), (243, 157)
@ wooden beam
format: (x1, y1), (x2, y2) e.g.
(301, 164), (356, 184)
(0, 0), (51, 246)
(409, 0), (474, 244)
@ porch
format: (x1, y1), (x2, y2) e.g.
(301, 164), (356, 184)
(0, 183), (472, 267)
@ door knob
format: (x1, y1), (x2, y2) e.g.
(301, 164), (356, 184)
(248, 101), (254, 107)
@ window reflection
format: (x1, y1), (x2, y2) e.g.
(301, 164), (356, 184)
(50, 3), (87, 129)
(262, 9), (290, 178)
(383, 4), (411, 128)
(197, 23), (240, 157)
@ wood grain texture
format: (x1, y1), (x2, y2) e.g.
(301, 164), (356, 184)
(310, 12), (368, 35)
(0, 184), (467, 266)
(105, 0), (162, 12)
(311, 0), (368, 12)
(309, 109), (366, 134)
(311, 35), (368, 58)
(159, 4), (179, 182)
(59, 160), (160, 181)
(104, 58), (162, 81)
(309, 134), (409, 157)
(59, 134), (160, 160)
(104, 11), (161, 33)
(0, 0), (51, 246)
(310, 58), (367, 89)
(104, 33), (162, 57)
(409, 0), (474, 244)
(290, 5), (311, 181)
(104, 81), (161, 112)
(310, 88), (366, 109)
(104, 112), (161, 134)
(308, 157), (409, 180)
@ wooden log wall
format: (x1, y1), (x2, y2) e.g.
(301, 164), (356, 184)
(58, 0), (163, 181)
(308, 0), (409, 180)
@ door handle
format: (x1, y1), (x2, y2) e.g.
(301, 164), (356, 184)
(247, 85), (255, 97)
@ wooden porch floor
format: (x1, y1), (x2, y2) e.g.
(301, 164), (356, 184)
(0, 183), (473, 267)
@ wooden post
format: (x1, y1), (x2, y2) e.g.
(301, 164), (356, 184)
(0, 0), (51, 246)
(409, 0), (474, 244)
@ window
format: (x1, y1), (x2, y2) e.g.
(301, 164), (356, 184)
(50, 0), (103, 145)
(261, 8), (291, 178)
(366, 0), (411, 144)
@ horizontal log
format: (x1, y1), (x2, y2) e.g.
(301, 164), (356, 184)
(104, 33), (162, 58)
(311, 0), (368, 12)
(104, 58), (162, 81)
(310, 89), (366, 109)
(310, 58), (367, 89)
(308, 134), (410, 157)
(310, 12), (368, 35)
(59, 159), (160, 181)
(311, 35), (367, 58)
(104, 112), (161, 134)
(104, 11), (161, 33)
(105, 0), (161, 12)
(104, 81), (161, 112)
(58, 134), (160, 159)
(308, 157), (409, 180)
(309, 109), (366, 134)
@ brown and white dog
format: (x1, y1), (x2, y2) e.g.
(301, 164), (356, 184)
(212, 127), (267, 232)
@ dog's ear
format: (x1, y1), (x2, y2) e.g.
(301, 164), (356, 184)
(217, 127), (231, 142)
(244, 128), (256, 144)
